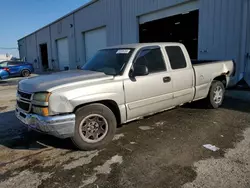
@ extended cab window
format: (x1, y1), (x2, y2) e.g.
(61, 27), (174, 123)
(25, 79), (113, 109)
(165, 46), (187, 69)
(134, 48), (166, 73)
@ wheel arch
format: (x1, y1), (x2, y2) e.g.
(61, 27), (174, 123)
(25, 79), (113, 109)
(20, 68), (31, 76)
(73, 100), (121, 126)
(213, 74), (227, 88)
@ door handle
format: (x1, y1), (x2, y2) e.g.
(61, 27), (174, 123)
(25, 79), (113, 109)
(163, 76), (171, 83)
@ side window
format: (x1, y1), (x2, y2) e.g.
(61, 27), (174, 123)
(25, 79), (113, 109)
(0, 62), (8, 67)
(7, 61), (19, 66)
(134, 48), (166, 73)
(165, 46), (187, 69)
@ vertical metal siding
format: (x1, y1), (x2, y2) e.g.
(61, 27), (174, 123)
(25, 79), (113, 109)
(244, 0), (250, 85)
(121, 0), (189, 44)
(74, 0), (105, 65)
(198, 0), (244, 82)
(74, 0), (121, 65)
(50, 14), (75, 70)
(25, 34), (39, 70)
(19, 0), (191, 68)
(18, 39), (27, 60)
(105, 0), (122, 46)
(36, 27), (52, 71)
(19, 0), (247, 83)
(121, 0), (138, 43)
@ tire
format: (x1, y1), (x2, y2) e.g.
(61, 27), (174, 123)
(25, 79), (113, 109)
(207, 80), (225, 109)
(72, 103), (117, 150)
(21, 69), (31, 77)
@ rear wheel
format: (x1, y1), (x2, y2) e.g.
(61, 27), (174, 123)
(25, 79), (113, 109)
(21, 69), (30, 77)
(72, 103), (117, 150)
(207, 80), (225, 108)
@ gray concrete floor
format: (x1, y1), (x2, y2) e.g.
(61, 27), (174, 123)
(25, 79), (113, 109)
(0, 85), (250, 188)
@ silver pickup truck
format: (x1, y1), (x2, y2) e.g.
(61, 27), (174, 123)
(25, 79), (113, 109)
(16, 43), (234, 150)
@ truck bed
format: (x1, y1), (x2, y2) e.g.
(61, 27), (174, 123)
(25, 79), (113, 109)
(192, 60), (234, 100)
(191, 60), (227, 65)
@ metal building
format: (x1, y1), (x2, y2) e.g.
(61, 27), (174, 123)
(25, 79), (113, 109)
(18, 0), (250, 86)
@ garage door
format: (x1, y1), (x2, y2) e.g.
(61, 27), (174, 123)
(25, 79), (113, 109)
(139, 1), (199, 59)
(139, 1), (199, 24)
(85, 27), (107, 61)
(57, 37), (69, 70)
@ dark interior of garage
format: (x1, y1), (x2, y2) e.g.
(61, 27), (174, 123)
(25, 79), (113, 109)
(40, 44), (49, 70)
(139, 10), (199, 59)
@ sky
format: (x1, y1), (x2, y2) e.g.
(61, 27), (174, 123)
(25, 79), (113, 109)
(0, 0), (90, 57)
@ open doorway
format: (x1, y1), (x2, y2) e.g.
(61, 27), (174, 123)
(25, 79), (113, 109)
(40, 43), (49, 70)
(139, 10), (199, 59)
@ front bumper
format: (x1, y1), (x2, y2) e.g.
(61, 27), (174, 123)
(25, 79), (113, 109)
(15, 108), (75, 139)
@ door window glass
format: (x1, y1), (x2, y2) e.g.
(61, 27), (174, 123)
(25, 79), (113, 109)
(134, 48), (166, 73)
(0, 62), (8, 67)
(7, 61), (20, 66)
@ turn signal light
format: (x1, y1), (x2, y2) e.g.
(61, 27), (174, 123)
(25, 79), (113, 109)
(32, 106), (49, 116)
(42, 108), (49, 116)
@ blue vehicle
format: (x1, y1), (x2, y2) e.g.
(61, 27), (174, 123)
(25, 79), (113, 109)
(0, 69), (9, 80)
(0, 61), (34, 77)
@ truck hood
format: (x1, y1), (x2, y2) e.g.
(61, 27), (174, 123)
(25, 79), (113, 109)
(18, 70), (114, 93)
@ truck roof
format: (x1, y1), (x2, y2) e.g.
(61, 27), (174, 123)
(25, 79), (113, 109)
(104, 42), (183, 49)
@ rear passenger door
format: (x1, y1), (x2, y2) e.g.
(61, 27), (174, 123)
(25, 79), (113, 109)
(165, 45), (195, 105)
(124, 46), (174, 120)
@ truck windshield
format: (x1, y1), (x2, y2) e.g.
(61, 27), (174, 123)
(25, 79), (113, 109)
(82, 48), (134, 75)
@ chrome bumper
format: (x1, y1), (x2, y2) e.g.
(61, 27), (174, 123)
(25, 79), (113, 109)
(15, 108), (75, 139)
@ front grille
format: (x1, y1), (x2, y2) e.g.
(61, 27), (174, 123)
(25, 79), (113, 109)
(17, 101), (30, 112)
(18, 91), (32, 100)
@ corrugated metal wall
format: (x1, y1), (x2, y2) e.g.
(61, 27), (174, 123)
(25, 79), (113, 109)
(25, 34), (39, 70)
(74, 0), (122, 66)
(199, 0), (245, 82)
(50, 14), (75, 69)
(244, 0), (250, 86)
(18, 38), (26, 60)
(120, 0), (189, 43)
(18, 0), (249, 84)
(35, 27), (52, 72)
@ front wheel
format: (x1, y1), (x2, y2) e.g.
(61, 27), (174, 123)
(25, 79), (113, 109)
(72, 103), (117, 150)
(21, 69), (31, 77)
(207, 80), (225, 108)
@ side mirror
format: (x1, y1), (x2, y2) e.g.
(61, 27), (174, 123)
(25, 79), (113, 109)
(133, 64), (149, 77)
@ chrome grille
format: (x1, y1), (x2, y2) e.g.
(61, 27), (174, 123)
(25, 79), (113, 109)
(17, 101), (30, 112)
(17, 90), (32, 112)
(18, 91), (32, 100)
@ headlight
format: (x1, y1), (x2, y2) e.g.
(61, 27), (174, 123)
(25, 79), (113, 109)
(32, 106), (49, 116)
(33, 92), (51, 102)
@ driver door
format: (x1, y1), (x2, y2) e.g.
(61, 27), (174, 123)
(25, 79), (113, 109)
(124, 46), (174, 120)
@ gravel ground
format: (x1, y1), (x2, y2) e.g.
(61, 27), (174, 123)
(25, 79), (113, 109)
(0, 84), (250, 188)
